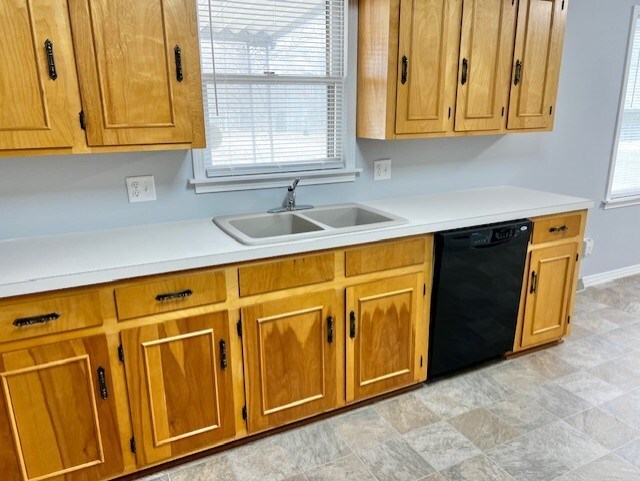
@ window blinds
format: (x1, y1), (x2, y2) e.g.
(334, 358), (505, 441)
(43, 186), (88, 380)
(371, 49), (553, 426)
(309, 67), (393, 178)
(197, 0), (346, 176)
(612, 16), (640, 199)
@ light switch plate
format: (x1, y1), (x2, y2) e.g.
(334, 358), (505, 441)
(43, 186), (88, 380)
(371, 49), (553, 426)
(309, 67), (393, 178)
(374, 159), (392, 181)
(126, 176), (157, 203)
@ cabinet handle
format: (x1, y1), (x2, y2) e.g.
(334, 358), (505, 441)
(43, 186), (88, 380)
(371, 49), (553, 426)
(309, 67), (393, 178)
(514, 60), (522, 86)
(327, 316), (334, 344)
(349, 311), (356, 339)
(401, 56), (408, 85)
(174, 45), (184, 82)
(13, 312), (60, 327)
(97, 367), (108, 400)
(44, 39), (58, 80)
(219, 339), (227, 370)
(155, 289), (193, 302)
(530, 271), (538, 294)
(461, 58), (469, 85)
(549, 225), (568, 233)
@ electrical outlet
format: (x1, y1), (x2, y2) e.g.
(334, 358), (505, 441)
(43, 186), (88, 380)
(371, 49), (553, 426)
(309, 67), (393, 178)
(584, 237), (594, 257)
(126, 176), (156, 203)
(374, 158), (392, 181)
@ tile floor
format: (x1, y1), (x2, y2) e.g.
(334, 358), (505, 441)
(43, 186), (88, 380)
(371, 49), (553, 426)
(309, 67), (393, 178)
(142, 275), (640, 481)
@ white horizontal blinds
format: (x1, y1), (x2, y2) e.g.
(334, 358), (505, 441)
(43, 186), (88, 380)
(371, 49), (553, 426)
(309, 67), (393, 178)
(612, 16), (640, 199)
(197, 0), (346, 176)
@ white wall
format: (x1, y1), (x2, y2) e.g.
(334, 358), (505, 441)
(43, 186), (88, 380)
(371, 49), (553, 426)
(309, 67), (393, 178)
(0, 0), (638, 278)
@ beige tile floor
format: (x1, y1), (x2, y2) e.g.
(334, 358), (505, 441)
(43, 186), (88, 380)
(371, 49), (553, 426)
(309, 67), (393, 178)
(142, 275), (640, 481)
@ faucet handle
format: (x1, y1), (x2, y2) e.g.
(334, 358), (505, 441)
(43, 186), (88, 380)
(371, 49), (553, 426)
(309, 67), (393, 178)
(289, 177), (301, 192)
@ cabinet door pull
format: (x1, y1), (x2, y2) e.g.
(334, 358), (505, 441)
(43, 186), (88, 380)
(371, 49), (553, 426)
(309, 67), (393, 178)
(530, 271), (538, 294)
(327, 316), (334, 344)
(514, 60), (522, 86)
(155, 289), (193, 302)
(349, 311), (356, 339)
(401, 56), (408, 85)
(44, 39), (58, 80)
(461, 58), (469, 85)
(219, 339), (228, 370)
(97, 367), (109, 400)
(174, 45), (184, 82)
(13, 312), (60, 327)
(549, 225), (568, 233)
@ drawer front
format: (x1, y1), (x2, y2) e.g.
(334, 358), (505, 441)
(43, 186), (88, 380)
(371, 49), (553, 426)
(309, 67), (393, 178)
(532, 213), (583, 244)
(0, 291), (104, 343)
(239, 253), (335, 297)
(345, 237), (427, 277)
(115, 271), (227, 320)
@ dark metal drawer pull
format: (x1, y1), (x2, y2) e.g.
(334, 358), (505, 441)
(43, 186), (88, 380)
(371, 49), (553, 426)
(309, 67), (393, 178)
(530, 271), (538, 294)
(97, 367), (108, 400)
(13, 312), (60, 327)
(327, 316), (334, 344)
(45, 39), (57, 80)
(155, 289), (193, 302)
(461, 58), (469, 85)
(349, 311), (356, 339)
(401, 56), (408, 85)
(549, 225), (568, 233)
(219, 339), (227, 370)
(514, 60), (522, 86)
(174, 45), (184, 82)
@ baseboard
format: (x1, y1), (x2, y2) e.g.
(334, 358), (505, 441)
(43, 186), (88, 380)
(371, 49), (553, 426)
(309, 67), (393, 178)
(582, 263), (640, 288)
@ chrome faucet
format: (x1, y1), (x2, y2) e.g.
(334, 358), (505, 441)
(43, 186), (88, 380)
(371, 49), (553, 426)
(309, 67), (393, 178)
(268, 178), (314, 213)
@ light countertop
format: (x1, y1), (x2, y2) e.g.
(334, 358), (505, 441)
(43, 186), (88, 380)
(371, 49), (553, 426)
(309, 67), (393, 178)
(0, 186), (594, 299)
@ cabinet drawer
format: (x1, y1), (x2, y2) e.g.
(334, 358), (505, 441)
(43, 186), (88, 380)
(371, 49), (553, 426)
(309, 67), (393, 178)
(532, 213), (583, 244)
(115, 271), (226, 320)
(239, 253), (335, 297)
(0, 291), (103, 343)
(345, 237), (427, 277)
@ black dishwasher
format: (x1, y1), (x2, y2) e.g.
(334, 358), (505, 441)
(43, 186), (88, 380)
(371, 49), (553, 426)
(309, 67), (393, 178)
(428, 219), (532, 378)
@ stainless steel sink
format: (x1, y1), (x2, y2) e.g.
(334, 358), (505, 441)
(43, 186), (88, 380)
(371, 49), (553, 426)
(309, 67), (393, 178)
(214, 203), (407, 246)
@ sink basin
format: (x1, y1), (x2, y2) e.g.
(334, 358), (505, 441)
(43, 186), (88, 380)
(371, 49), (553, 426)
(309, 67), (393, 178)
(214, 203), (407, 245)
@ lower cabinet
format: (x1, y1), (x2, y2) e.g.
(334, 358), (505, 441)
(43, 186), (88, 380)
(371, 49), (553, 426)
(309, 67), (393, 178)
(0, 336), (123, 481)
(120, 312), (236, 466)
(241, 290), (343, 433)
(346, 274), (423, 402)
(520, 243), (578, 348)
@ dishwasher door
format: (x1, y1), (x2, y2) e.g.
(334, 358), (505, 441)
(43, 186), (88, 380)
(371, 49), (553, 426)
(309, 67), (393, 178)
(428, 220), (532, 378)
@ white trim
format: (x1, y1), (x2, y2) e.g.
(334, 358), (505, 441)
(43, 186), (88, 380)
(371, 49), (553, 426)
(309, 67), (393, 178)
(602, 194), (640, 209)
(604, 6), (640, 207)
(582, 263), (640, 288)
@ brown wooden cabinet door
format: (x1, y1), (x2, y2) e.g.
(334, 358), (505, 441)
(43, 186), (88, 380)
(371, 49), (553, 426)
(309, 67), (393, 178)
(68, 0), (198, 146)
(521, 243), (577, 348)
(455, 0), (517, 132)
(241, 290), (343, 433)
(121, 312), (236, 466)
(507, 0), (567, 130)
(346, 274), (422, 402)
(0, 336), (123, 481)
(395, 0), (461, 134)
(0, 0), (76, 151)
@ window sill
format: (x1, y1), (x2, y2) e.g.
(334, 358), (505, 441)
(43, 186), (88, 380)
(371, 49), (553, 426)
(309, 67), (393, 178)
(189, 168), (362, 193)
(602, 195), (640, 209)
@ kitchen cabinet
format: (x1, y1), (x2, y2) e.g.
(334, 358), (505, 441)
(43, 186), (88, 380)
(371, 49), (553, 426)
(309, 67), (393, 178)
(507, 0), (568, 130)
(454, 0), (517, 132)
(0, 336), (123, 481)
(0, 0), (77, 151)
(241, 290), (343, 433)
(346, 274), (423, 402)
(120, 312), (236, 466)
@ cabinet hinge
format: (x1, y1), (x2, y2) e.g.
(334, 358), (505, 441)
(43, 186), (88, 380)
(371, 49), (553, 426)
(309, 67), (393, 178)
(549, 106), (554, 115)
(423, 284), (426, 296)
(242, 405), (247, 421)
(561, 0), (565, 10)
(576, 253), (579, 262)
(79, 110), (86, 131)
(420, 355), (423, 368)
(130, 436), (136, 454)
(118, 344), (125, 363)
(237, 319), (242, 338)
(567, 315), (571, 325)
(512, 0), (515, 5)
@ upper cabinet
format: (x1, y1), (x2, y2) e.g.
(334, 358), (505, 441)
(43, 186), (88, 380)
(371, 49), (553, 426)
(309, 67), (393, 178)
(357, 0), (569, 139)
(0, 0), (205, 157)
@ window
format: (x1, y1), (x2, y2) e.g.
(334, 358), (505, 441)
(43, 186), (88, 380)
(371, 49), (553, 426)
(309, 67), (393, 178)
(606, 6), (640, 208)
(192, 0), (356, 192)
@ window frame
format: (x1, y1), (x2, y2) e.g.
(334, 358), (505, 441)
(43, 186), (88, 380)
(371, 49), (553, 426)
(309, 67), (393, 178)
(190, 0), (359, 194)
(604, 5), (640, 209)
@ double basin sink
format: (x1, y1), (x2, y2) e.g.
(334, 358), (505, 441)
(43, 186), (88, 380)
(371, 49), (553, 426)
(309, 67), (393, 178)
(214, 203), (407, 245)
